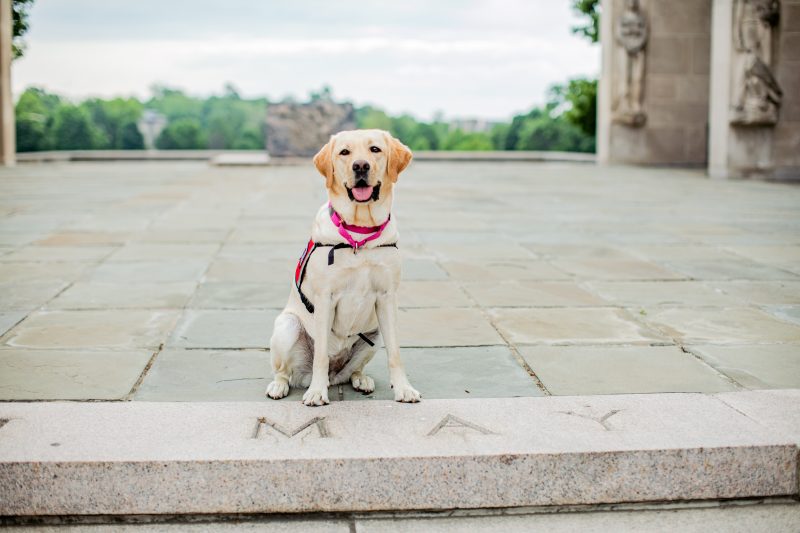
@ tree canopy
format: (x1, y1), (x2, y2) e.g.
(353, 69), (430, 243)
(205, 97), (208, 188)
(12, 0), (35, 59)
(571, 0), (600, 44)
(15, 84), (597, 153)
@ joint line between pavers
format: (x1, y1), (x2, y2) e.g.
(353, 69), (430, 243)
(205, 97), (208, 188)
(443, 261), (552, 395)
(622, 308), (748, 391)
(125, 343), (164, 400)
(680, 345), (746, 391)
(0, 278), (77, 343)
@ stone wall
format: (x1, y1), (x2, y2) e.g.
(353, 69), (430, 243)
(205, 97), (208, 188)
(774, 0), (800, 177)
(265, 99), (356, 157)
(599, 0), (712, 165)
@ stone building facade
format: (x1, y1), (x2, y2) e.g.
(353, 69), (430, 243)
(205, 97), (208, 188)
(599, 0), (800, 179)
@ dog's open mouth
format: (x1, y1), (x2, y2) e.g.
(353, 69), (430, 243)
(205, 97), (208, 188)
(346, 182), (381, 202)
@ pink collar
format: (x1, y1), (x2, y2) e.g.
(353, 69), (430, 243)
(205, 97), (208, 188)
(329, 203), (391, 249)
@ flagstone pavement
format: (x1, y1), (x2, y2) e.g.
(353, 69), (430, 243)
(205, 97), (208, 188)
(0, 160), (798, 402)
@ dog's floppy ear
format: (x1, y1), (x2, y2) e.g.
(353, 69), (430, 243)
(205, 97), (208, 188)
(385, 133), (412, 183)
(313, 136), (335, 189)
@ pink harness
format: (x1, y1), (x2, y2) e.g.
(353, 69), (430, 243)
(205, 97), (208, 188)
(294, 204), (397, 316)
(328, 202), (391, 250)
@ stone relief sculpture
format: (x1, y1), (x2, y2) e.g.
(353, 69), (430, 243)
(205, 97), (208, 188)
(613, 0), (648, 127)
(730, 0), (783, 126)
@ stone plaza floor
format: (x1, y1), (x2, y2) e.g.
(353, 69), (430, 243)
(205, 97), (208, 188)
(0, 160), (798, 402)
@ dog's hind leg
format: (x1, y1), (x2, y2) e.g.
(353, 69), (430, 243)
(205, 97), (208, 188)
(266, 312), (307, 400)
(332, 331), (379, 393)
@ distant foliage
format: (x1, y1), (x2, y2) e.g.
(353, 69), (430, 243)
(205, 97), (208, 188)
(155, 118), (205, 149)
(12, 0), (35, 59)
(15, 83), (596, 153)
(355, 96), (595, 153)
(571, 0), (600, 44)
(14, 85), (267, 152)
(50, 105), (106, 150)
(549, 77), (598, 137)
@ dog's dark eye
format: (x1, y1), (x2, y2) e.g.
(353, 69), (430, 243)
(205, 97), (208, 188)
(370, 146), (381, 153)
(339, 149), (350, 156)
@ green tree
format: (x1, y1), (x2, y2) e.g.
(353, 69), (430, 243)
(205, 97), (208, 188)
(118, 122), (144, 149)
(83, 97), (144, 149)
(12, 0), (34, 59)
(51, 104), (106, 150)
(156, 117), (205, 149)
(514, 107), (594, 153)
(15, 87), (59, 151)
(355, 106), (393, 131)
(442, 129), (493, 151)
(571, 0), (600, 44)
(549, 78), (597, 137)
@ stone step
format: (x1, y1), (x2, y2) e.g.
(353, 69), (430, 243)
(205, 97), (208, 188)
(0, 390), (798, 516)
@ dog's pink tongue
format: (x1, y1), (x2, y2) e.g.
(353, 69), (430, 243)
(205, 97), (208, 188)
(352, 186), (374, 201)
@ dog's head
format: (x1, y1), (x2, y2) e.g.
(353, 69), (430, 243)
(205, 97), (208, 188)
(313, 129), (412, 204)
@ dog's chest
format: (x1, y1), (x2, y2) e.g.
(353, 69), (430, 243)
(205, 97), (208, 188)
(306, 247), (399, 336)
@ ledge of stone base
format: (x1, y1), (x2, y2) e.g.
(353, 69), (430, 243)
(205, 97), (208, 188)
(0, 391), (798, 516)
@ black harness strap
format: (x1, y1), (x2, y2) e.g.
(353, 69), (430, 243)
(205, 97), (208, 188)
(296, 241), (398, 315)
(357, 333), (375, 346)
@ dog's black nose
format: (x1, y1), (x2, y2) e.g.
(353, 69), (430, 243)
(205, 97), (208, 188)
(352, 160), (370, 174)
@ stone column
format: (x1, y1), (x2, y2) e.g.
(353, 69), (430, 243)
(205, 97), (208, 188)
(597, 0), (614, 164)
(709, 0), (784, 178)
(0, 0), (14, 166)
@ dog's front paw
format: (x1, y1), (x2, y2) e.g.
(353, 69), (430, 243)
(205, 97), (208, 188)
(393, 383), (421, 403)
(302, 386), (330, 406)
(266, 380), (289, 400)
(351, 372), (375, 394)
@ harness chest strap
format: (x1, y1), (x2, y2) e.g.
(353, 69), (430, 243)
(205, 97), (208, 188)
(294, 240), (397, 347)
(295, 206), (396, 318)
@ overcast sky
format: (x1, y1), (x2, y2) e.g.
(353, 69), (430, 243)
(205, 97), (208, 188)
(12, 0), (600, 121)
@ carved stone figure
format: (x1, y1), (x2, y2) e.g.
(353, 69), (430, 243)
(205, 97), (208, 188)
(613, 0), (648, 127)
(730, 0), (782, 126)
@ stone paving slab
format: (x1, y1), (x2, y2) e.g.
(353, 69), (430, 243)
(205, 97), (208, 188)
(397, 280), (473, 308)
(168, 310), (278, 349)
(490, 308), (666, 345)
(691, 345), (800, 389)
(107, 243), (220, 262)
(0, 245), (116, 263)
(518, 345), (737, 395)
(0, 349), (152, 400)
(659, 259), (799, 281)
(549, 257), (686, 281)
(0, 310), (28, 337)
(463, 281), (607, 307)
(2, 310), (180, 350)
(356, 503), (800, 533)
(85, 261), (210, 283)
(709, 280), (800, 305)
(47, 282), (197, 310)
(0, 281), (70, 310)
(0, 262), (88, 284)
(0, 392), (797, 515)
(439, 259), (570, 281)
(342, 346), (544, 400)
(586, 280), (736, 307)
(397, 308), (504, 346)
(642, 307), (800, 344)
(188, 282), (288, 310)
(135, 349), (274, 401)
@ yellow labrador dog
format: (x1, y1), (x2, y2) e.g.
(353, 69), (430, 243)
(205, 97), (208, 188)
(266, 129), (421, 406)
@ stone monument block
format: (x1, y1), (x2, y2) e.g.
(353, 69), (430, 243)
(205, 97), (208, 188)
(265, 99), (356, 157)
